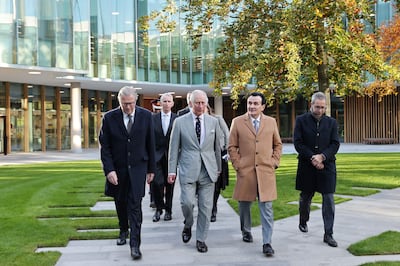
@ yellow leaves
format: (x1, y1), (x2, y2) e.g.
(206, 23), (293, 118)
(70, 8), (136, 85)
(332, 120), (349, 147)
(364, 80), (398, 101)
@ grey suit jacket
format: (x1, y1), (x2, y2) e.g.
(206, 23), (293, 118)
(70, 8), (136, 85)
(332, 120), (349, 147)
(168, 112), (222, 183)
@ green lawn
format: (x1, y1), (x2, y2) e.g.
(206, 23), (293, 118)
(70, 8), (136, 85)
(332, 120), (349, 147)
(0, 153), (399, 265)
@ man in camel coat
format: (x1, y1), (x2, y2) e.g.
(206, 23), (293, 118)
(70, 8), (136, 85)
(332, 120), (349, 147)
(228, 91), (282, 257)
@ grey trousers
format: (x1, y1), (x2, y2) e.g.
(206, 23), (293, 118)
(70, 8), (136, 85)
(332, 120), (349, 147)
(180, 164), (215, 242)
(239, 200), (274, 244)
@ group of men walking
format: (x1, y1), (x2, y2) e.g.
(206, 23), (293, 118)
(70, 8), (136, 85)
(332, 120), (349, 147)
(99, 86), (340, 260)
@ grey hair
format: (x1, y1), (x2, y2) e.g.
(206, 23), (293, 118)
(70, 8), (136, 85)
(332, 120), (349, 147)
(190, 90), (208, 104)
(160, 93), (174, 102)
(118, 86), (138, 102)
(311, 91), (326, 104)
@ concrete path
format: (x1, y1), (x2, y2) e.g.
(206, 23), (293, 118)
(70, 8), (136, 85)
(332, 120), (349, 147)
(3, 144), (400, 265)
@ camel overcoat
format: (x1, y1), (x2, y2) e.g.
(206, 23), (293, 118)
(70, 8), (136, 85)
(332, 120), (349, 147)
(228, 113), (282, 202)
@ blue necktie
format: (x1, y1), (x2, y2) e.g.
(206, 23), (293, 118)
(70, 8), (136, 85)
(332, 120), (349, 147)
(253, 120), (259, 133)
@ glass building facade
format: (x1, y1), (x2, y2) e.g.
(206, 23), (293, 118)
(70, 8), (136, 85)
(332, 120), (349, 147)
(0, 0), (398, 154)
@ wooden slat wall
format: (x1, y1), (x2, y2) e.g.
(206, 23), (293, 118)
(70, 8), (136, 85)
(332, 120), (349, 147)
(344, 94), (399, 143)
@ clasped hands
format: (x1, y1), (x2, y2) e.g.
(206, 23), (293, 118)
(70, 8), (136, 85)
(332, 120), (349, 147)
(311, 154), (325, 170)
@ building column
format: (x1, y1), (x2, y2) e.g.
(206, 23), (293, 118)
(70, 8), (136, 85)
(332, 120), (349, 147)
(71, 83), (82, 153)
(214, 96), (223, 116)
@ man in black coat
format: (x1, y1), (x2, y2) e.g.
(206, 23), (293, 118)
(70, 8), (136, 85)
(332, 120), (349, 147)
(151, 93), (177, 222)
(99, 86), (156, 260)
(293, 91), (340, 247)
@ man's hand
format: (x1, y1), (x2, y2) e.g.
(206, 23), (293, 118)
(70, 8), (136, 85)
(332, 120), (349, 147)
(311, 156), (325, 170)
(146, 173), (154, 184)
(107, 171), (118, 185)
(168, 174), (177, 184)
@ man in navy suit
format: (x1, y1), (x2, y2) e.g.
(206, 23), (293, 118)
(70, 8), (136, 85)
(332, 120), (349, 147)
(151, 93), (177, 222)
(99, 86), (156, 260)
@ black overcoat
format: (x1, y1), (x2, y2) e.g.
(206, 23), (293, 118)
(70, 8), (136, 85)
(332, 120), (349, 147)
(293, 113), (340, 193)
(99, 106), (156, 201)
(152, 111), (177, 185)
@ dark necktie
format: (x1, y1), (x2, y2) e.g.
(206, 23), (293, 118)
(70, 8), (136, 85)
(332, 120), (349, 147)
(127, 115), (133, 133)
(195, 116), (201, 143)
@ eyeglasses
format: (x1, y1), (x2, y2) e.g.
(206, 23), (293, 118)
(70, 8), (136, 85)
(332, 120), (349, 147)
(121, 102), (135, 107)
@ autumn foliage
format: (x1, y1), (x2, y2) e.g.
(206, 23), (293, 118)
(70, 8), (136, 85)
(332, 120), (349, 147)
(377, 14), (400, 69)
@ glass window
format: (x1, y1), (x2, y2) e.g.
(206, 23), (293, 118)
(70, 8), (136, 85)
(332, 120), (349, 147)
(73, 0), (89, 70)
(0, 82), (5, 114)
(60, 88), (71, 149)
(29, 86), (42, 151)
(38, 1), (56, 66)
(88, 90), (98, 148)
(45, 87), (57, 150)
(10, 83), (24, 152)
(0, 1), (14, 64)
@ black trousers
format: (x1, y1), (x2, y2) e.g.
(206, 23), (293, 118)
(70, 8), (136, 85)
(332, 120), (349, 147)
(114, 199), (129, 232)
(299, 191), (335, 235)
(114, 186), (143, 248)
(212, 152), (229, 215)
(152, 156), (175, 213)
(127, 191), (143, 248)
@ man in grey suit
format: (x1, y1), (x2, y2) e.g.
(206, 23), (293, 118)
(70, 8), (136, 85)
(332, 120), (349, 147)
(168, 89), (221, 253)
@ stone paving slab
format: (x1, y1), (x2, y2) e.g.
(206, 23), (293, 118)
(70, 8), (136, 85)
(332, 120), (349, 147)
(3, 144), (399, 265)
(37, 185), (400, 266)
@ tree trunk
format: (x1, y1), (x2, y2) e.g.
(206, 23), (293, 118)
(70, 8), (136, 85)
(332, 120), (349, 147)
(316, 41), (329, 92)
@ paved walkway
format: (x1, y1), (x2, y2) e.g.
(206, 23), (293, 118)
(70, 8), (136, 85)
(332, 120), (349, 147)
(3, 144), (400, 265)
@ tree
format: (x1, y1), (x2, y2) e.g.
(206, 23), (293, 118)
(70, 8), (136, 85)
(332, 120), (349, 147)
(365, 13), (400, 100)
(143, 0), (400, 107)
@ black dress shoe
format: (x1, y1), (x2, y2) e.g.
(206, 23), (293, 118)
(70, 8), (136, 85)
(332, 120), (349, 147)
(152, 210), (162, 222)
(210, 213), (216, 222)
(263, 243), (275, 257)
(196, 240), (208, 253)
(299, 223), (308, 233)
(116, 230), (128, 246)
(182, 227), (192, 243)
(324, 234), (338, 247)
(130, 247), (142, 260)
(164, 212), (172, 221)
(242, 232), (253, 243)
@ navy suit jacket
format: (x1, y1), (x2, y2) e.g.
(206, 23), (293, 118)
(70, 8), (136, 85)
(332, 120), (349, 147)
(99, 106), (156, 201)
(152, 112), (177, 163)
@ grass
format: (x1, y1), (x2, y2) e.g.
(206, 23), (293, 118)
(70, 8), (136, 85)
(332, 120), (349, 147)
(0, 161), (117, 266)
(348, 231), (400, 256)
(0, 153), (399, 265)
